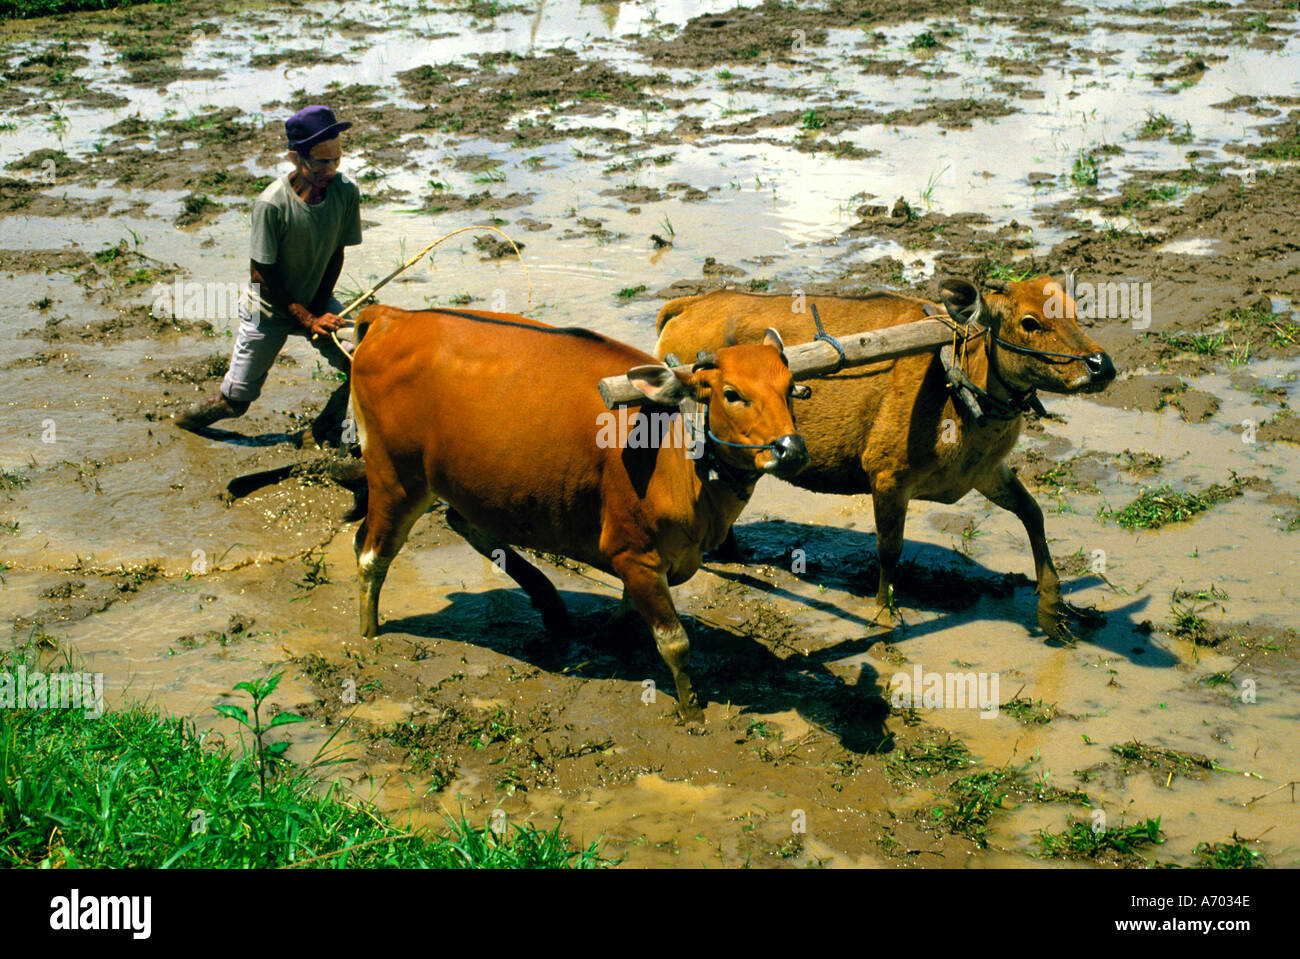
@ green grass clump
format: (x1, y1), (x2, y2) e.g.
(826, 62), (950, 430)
(0, 656), (606, 868)
(909, 31), (938, 50)
(0, 469), (31, 492)
(1195, 838), (1263, 869)
(800, 109), (826, 130)
(1139, 111), (1175, 138)
(921, 763), (1090, 848)
(1071, 149), (1100, 188)
(1003, 695), (1057, 725)
(886, 737), (975, 784)
(1119, 183), (1179, 210)
(985, 264), (1033, 283)
(929, 768), (1015, 847)
(1110, 740), (1216, 779)
(1036, 817), (1163, 860)
(1100, 476), (1244, 529)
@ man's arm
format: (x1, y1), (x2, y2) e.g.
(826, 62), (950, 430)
(250, 258), (342, 336)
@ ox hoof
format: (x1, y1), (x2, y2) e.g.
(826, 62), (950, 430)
(678, 702), (705, 724)
(869, 599), (904, 630)
(1039, 600), (1104, 646)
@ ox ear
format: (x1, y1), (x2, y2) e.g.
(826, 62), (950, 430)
(762, 327), (787, 361)
(939, 278), (984, 324)
(626, 365), (693, 406)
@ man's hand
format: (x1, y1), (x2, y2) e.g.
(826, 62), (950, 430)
(311, 312), (347, 336)
(288, 303), (345, 337)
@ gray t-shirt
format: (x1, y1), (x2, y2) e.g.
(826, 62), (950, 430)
(249, 171), (362, 321)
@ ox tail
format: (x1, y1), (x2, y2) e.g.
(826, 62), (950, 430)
(655, 296), (698, 335)
(331, 458), (368, 523)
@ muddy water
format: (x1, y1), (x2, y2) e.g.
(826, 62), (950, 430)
(3, 0), (1299, 867)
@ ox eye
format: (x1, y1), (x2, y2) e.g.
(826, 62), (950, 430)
(723, 387), (746, 404)
(1020, 315), (1044, 333)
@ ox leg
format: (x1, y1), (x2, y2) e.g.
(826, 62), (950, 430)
(869, 475), (909, 623)
(976, 464), (1102, 644)
(615, 561), (703, 723)
(444, 509), (573, 639)
(355, 485), (430, 639)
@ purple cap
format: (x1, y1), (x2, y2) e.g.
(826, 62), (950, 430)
(285, 105), (352, 155)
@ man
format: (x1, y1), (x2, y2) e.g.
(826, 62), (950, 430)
(175, 105), (362, 447)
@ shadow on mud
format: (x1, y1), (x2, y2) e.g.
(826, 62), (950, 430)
(381, 587), (892, 755)
(714, 519), (1170, 667)
(185, 425), (303, 447)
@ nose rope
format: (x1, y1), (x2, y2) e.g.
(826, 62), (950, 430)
(991, 336), (1095, 363)
(693, 403), (773, 496)
(703, 404), (782, 453)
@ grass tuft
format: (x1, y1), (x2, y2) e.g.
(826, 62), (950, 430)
(0, 650), (606, 868)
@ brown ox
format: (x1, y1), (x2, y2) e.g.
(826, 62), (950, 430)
(347, 305), (808, 720)
(653, 276), (1116, 643)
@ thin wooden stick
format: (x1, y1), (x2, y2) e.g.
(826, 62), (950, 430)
(337, 224), (532, 320)
(242, 226), (533, 361)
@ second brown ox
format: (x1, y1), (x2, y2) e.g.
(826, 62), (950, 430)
(346, 305), (808, 720)
(654, 276), (1116, 643)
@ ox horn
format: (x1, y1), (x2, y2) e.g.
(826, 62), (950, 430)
(693, 350), (717, 370)
(982, 278), (1007, 293)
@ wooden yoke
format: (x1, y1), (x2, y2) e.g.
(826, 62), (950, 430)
(598, 317), (974, 408)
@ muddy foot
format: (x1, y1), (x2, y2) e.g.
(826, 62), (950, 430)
(678, 699), (705, 724)
(870, 596), (905, 630)
(1039, 600), (1105, 646)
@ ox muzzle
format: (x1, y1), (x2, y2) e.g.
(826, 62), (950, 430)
(765, 434), (809, 476)
(994, 335), (1117, 392)
(1083, 351), (1116, 388)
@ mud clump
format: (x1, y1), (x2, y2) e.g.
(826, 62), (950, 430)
(423, 189), (534, 213)
(397, 52), (679, 145)
(1258, 410), (1300, 445)
(25, 306), (212, 345)
(150, 354), (228, 384)
(473, 234), (526, 260)
(1091, 374), (1220, 423)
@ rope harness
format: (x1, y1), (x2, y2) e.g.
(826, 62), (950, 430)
(655, 355), (786, 495)
(809, 304), (847, 373)
(919, 302), (1077, 424)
